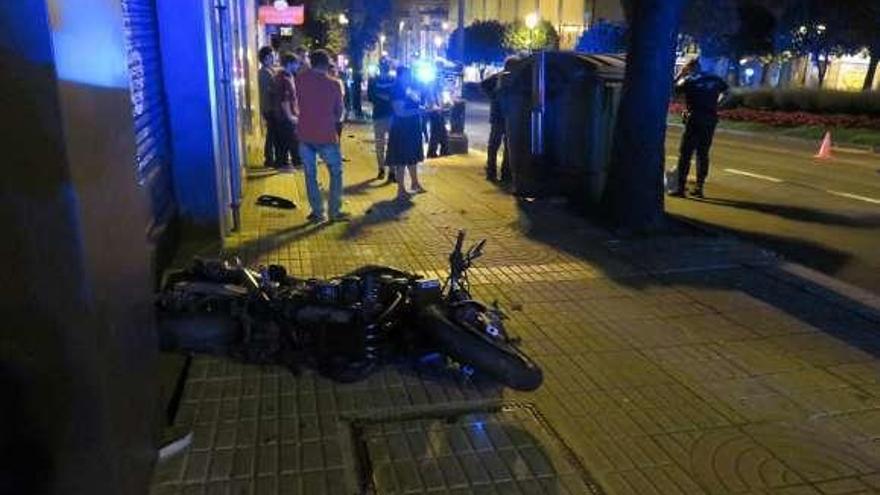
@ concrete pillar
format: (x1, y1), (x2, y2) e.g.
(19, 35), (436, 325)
(0, 1), (159, 494)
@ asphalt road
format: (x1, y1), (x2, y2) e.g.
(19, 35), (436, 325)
(464, 101), (880, 294)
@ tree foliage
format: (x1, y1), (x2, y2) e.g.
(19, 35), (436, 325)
(575, 20), (629, 54)
(731, 1), (776, 59)
(774, 0), (863, 86)
(504, 19), (560, 53)
(679, 0), (740, 58)
(300, 12), (347, 55)
(446, 21), (509, 65)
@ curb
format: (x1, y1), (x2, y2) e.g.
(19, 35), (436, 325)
(671, 213), (880, 323)
(765, 262), (880, 323)
(667, 122), (878, 155)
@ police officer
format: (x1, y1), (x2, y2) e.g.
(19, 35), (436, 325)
(482, 57), (518, 183)
(425, 62), (450, 159)
(671, 58), (729, 198)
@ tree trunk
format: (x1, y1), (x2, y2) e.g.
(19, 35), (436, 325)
(620, 0), (635, 23)
(601, 0), (686, 232)
(731, 56), (742, 87)
(864, 51), (879, 91)
(351, 50), (364, 119)
(816, 53), (828, 88)
(760, 61), (772, 87)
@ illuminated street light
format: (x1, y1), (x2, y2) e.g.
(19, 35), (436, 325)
(380, 34), (386, 43)
(525, 12), (539, 30)
(442, 21), (450, 31)
(338, 13), (349, 25)
(399, 20), (405, 32)
(524, 12), (540, 51)
(799, 25), (808, 35)
(817, 24), (827, 33)
(433, 35), (444, 49)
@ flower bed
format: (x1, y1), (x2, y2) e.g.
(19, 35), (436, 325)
(668, 102), (880, 130)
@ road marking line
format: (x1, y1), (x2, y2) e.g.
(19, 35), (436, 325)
(723, 168), (784, 183)
(825, 190), (880, 205)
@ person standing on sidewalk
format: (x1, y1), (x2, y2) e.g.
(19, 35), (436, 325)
(386, 66), (427, 202)
(482, 57), (517, 183)
(295, 49), (348, 222)
(273, 52), (302, 170)
(670, 58), (729, 198)
(367, 58), (396, 180)
(425, 66), (449, 159)
(258, 46), (280, 168)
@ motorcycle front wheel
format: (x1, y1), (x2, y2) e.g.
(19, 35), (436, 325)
(420, 305), (543, 391)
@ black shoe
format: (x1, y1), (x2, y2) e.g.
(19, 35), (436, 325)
(377, 169), (385, 180)
(307, 212), (327, 224)
(387, 172), (396, 183)
(667, 190), (685, 198)
(690, 187), (704, 198)
(486, 173), (498, 182)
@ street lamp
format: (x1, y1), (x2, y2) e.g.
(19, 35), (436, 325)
(338, 13), (349, 25)
(525, 12), (539, 51)
(525, 12), (539, 30)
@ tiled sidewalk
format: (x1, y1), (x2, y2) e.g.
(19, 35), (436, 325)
(152, 124), (880, 495)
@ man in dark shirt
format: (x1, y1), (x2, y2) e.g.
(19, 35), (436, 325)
(367, 58), (396, 180)
(258, 46), (280, 168)
(671, 58), (729, 198)
(273, 52), (302, 169)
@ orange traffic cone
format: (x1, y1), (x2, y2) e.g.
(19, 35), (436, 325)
(815, 131), (833, 159)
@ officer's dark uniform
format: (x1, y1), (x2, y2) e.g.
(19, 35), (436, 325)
(425, 82), (449, 158)
(675, 72), (728, 196)
(482, 72), (509, 182)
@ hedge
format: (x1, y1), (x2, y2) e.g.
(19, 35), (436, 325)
(670, 102), (880, 130)
(724, 89), (880, 116)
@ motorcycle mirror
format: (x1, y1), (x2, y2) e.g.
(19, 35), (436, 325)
(469, 239), (487, 259)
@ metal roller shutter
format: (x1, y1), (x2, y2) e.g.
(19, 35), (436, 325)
(122, 0), (176, 251)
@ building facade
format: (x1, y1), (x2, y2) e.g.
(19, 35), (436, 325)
(394, 0), (452, 64)
(449, 0), (625, 49)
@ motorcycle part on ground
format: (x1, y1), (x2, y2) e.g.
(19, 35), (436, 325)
(420, 304), (543, 392)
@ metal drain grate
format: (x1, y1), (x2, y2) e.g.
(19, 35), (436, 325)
(347, 402), (604, 495)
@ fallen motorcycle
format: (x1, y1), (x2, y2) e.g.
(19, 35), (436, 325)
(156, 231), (543, 391)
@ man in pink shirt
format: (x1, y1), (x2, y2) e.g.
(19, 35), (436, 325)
(295, 49), (347, 222)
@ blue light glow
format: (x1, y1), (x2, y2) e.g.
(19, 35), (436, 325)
(52, 0), (130, 88)
(414, 60), (437, 84)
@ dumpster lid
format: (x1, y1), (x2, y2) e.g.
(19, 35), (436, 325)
(509, 52), (626, 82)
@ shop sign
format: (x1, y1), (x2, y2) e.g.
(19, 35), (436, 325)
(258, 3), (304, 25)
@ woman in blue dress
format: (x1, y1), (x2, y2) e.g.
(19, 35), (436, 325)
(385, 66), (426, 201)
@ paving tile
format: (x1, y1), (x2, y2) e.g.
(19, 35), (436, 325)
(152, 124), (880, 495)
(745, 422), (880, 483)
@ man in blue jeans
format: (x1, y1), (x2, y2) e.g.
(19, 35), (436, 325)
(295, 50), (348, 222)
